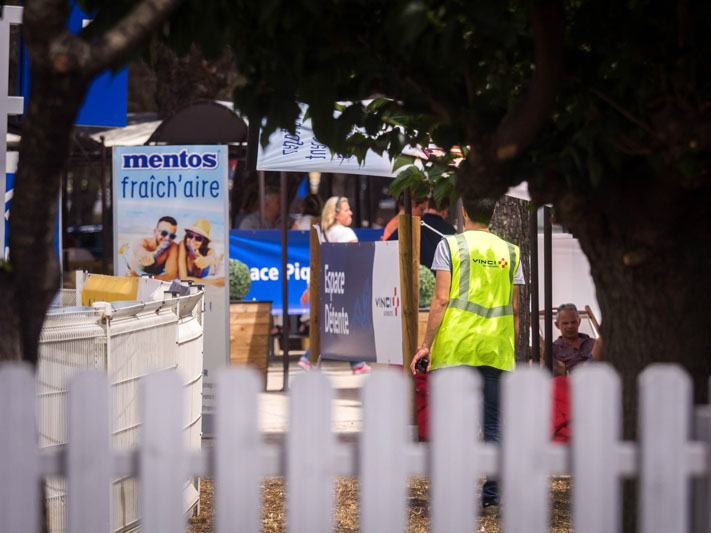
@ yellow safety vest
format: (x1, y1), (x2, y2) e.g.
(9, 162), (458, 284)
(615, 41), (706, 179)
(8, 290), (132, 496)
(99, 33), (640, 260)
(430, 230), (519, 372)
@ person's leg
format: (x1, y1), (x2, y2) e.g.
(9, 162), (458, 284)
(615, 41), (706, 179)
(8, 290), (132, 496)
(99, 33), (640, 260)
(478, 365), (503, 506)
(298, 348), (311, 370)
(350, 360), (371, 373)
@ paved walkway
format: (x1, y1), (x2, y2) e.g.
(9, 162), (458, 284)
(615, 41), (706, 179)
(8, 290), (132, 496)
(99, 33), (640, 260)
(259, 359), (372, 436)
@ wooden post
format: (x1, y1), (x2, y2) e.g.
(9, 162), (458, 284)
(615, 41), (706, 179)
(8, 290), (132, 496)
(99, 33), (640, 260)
(309, 218), (321, 364)
(398, 214), (420, 423)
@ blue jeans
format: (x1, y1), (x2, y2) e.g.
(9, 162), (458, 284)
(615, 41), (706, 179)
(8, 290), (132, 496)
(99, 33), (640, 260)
(433, 365), (503, 504)
(476, 365), (504, 505)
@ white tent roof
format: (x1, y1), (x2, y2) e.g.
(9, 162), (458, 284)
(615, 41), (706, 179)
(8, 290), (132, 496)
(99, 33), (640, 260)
(90, 120), (161, 147)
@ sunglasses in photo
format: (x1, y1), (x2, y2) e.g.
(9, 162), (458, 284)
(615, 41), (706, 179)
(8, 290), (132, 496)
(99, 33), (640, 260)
(157, 229), (177, 240)
(185, 230), (207, 243)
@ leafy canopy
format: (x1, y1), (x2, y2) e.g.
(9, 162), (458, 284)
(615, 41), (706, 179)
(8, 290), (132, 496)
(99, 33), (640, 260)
(81, 0), (711, 203)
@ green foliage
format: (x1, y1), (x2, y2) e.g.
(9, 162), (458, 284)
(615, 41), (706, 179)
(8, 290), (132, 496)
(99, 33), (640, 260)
(419, 265), (436, 308)
(388, 152), (459, 209)
(165, 1), (708, 204)
(229, 259), (251, 301)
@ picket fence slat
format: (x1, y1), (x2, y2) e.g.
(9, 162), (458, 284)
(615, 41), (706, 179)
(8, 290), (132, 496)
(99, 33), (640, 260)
(572, 364), (622, 533)
(502, 367), (550, 533)
(141, 371), (185, 533)
(0, 364), (39, 533)
(692, 405), (711, 533)
(431, 367), (479, 533)
(639, 364), (692, 533)
(288, 371), (334, 533)
(216, 368), (261, 533)
(68, 371), (111, 533)
(360, 369), (408, 533)
(6, 362), (711, 533)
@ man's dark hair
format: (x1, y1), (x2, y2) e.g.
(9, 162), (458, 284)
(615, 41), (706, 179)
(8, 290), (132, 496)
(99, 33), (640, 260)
(158, 216), (177, 227)
(432, 196), (450, 211)
(396, 193), (428, 210)
(461, 198), (497, 225)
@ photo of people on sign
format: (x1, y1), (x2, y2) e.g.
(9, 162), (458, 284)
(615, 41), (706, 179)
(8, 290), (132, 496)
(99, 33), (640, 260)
(113, 146), (228, 287)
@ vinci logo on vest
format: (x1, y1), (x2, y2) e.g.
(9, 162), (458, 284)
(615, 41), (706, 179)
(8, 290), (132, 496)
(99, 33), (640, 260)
(375, 287), (400, 317)
(472, 256), (509, 268)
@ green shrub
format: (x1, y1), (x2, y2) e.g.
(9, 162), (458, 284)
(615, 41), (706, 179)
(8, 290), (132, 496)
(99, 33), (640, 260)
(419, 265), (436, 308)
(229, 259), (252, 301)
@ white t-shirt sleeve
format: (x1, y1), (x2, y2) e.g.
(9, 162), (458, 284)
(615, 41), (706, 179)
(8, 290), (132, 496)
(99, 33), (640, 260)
(430, 239), (451, 271)
(513, 260), (525, 285)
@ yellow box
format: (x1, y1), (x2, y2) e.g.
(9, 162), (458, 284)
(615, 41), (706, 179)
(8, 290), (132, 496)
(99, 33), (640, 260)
(81, 274), (139, 306)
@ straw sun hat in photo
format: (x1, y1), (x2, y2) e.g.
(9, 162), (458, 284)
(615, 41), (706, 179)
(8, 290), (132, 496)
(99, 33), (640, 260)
(188, 218), (211, 240)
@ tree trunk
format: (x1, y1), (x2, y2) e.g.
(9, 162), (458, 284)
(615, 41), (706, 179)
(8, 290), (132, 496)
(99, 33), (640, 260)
(555, 181), (711, 532)
(558, 181), (711, 422)
(491, 195), (532, 364)
(0, 63), (88, 364)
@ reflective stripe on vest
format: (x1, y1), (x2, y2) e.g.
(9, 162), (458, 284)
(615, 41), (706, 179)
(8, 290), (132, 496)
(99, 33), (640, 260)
(430, 231), (519, 372)
(448, 234), (517, 318)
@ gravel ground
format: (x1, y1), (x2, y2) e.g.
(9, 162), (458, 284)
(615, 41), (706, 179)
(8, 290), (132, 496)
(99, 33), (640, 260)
(188, 477), (571, 532)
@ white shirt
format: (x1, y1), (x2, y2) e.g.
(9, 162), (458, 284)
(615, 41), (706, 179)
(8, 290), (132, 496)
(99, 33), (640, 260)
(292, 215), (313, 231)
(324, 224), (357, 243)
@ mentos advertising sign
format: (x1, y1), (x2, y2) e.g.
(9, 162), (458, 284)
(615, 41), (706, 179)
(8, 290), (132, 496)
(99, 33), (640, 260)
(113, 145), (229, 430)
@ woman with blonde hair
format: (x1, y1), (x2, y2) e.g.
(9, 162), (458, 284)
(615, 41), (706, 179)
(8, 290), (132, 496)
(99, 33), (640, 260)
(298, 196), (370, 373)
(321, 195), (357, 243)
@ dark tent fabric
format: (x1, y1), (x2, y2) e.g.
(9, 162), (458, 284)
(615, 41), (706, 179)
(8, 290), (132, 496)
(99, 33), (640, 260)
(146, 101), (249, 145)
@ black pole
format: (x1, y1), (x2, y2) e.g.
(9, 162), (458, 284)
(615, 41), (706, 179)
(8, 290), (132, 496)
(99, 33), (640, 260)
(544, 207), (553, 371)
(100, 137), (110, 274)
(246, 120), (259, 173)
(366, 176), (374, 227)
(404, 188), (412, 215)
(280, 171), (290, 391)
(354, 175), (362, 228)
(529, 208), (540, 364)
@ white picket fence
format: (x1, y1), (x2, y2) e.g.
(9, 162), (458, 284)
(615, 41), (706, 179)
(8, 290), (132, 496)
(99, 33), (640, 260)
(1, 363), (709, 533)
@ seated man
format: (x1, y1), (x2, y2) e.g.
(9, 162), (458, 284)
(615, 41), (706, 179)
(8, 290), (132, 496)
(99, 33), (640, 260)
(549, 303), (602, 375)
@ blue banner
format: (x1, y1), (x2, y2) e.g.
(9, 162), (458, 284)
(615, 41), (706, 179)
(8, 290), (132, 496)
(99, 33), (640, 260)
(229, 228), (383, 314)
(230, 229), (311, 315)
(18, 1), (128, 127)
(4, 169), (13, 257)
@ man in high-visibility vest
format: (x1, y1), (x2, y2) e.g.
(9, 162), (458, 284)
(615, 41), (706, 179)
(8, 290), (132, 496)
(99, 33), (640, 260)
(410, 197), (524, 510)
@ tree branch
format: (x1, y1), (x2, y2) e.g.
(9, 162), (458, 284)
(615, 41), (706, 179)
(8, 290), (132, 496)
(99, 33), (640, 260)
(86, 0), (184, 74)
(491, 0), (565, 161)
(589, 86), (656, 136)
